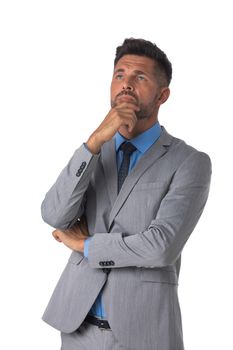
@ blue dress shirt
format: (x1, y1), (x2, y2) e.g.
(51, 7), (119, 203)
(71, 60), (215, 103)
(84, 122), (162, 318)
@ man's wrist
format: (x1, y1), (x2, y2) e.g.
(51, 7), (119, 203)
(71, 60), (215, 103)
(86, 135), (101, 155)
(73, 239), (85, 253)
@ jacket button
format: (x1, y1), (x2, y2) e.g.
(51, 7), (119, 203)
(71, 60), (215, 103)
(76, 170), (82, 177)
(80, 161), (86, 169)
(76, 162), (87, 177)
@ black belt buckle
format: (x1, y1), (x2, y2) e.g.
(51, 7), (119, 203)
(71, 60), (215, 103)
(85, 315), (111, 330)
(98, 319), (111, 330)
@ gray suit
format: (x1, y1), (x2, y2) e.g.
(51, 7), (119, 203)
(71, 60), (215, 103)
(41, 127), (211, 350)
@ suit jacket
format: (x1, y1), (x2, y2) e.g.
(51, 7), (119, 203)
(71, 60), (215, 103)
(41, 127), (211, 350)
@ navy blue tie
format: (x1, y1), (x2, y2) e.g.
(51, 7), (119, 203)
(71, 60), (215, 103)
(118, 142), (137, 193)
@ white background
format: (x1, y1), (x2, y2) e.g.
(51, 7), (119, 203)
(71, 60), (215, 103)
(0, 1), (232, 349)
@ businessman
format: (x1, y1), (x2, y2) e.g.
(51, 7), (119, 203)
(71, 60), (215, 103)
(41, 38), (212, 350)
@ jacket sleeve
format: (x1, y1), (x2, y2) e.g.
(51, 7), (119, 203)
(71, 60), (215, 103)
(41, 144), (99, 229)
(87, 151), (212, 268)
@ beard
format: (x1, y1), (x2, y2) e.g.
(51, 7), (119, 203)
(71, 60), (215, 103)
(111, 91), (157, 120)
(134, 105), (152, 120)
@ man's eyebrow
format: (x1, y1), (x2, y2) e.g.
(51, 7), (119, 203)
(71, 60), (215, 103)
(114, 68), (125, 74)
(133, 70), (147, 75)
(114, 68), (147, 75)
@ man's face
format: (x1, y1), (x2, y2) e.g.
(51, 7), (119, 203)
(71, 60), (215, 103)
(111, 55), (165, 120)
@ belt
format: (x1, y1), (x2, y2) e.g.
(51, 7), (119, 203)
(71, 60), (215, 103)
(84, 315), (111, 330)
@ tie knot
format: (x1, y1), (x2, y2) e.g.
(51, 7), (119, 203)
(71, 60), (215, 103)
(119, 142), (137, 156)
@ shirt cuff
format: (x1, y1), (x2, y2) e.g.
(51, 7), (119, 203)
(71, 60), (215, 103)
(84, 237), (92, 258)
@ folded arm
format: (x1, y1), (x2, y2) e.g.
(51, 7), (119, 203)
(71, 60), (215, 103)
(86, 151), (212, 268)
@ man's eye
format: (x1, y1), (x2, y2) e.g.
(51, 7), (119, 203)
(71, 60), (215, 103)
(137, 75), (146, 81)
(115, 74), (123, 80)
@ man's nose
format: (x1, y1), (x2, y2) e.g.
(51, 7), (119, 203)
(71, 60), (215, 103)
(122, 77), (134, 91)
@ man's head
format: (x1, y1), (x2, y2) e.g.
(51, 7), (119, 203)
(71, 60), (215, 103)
(111, 38), (172, 128)
(114, 38), (172, 87)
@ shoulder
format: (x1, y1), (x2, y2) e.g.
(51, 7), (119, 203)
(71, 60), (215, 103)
(162, 126), (211, 162)
(160, 127), (212, 180)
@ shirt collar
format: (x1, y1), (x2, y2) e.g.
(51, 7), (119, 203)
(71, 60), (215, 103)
(115, 122), (162, 155)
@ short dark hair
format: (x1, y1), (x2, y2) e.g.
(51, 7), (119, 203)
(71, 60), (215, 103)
(114, 38), (172, 86)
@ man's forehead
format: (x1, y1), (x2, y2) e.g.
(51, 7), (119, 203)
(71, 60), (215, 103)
(114, 55), (155, 72)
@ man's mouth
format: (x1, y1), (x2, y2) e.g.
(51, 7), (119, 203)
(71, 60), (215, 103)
(116, 91), (138, 103)
(118, 95), (136, 102)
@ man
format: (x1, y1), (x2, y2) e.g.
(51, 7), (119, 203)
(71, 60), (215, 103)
(41, 38), (211, 350)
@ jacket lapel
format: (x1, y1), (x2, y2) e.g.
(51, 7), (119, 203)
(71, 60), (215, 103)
(108, 127), (173, 230)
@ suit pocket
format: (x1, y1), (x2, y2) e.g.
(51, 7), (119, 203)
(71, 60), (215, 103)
(68, 251), (84, 265)
(140, 269), (178, 285)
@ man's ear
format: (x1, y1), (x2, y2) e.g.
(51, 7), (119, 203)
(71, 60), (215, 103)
(158, 87), (170, 105)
